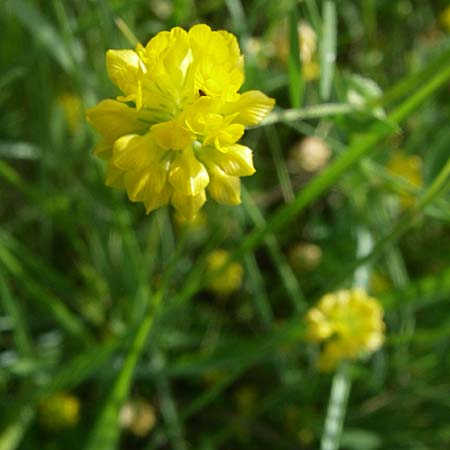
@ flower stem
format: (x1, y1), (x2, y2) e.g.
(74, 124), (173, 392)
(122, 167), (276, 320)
(320, 363), (351, 450)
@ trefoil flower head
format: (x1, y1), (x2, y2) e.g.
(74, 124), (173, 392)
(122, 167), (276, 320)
(87, 25), (275, 220)
(306, 288), (385, 371)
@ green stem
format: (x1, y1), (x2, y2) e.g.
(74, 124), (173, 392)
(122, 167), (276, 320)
(320, 226), (374, 449)
(320, 363), (351, 450)
(83, 291), (163, 450)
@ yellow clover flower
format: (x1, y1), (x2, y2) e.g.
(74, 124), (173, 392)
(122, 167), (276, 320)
(206, 248), (243, 296)
(306, 288), (385, 371)
(38, 391), (80, 430)
(387, 152), (423, 208)
(87, 25), (275, 220)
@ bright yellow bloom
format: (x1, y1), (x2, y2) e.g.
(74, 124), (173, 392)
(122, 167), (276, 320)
(306, 289), (385, 371)
(206, 248), (243, 295)
(87, 25), (274, 220)
(387, 152), (423, 208)
(38, 391), (80, 430)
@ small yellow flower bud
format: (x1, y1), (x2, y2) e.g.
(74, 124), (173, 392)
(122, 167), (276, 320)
(38, 392), (80, 430)
(387, 152), (423, 208)
(59, 92), (83, 134)
(206, 249), (243, 296)
(288, 242), (322, 272)
(440, 5), (450, 31)
(119, 399), (156, 437)
(289, 137), (331, 173)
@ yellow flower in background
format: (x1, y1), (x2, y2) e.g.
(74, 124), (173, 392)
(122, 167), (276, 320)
(288, 136), (331, 173)
(387, 152), (423, 208)
(306, 289), (385, 371)
(59, 92), (83, 134)
(38, 391), (80, 430)
(119, 399), (156, 437)
(87, 25), (274, 220)
(206, 248), (243, 295)
(273, 20), (320, 81)
(440, 5), (450, 31)
(287, 242), (322, 272)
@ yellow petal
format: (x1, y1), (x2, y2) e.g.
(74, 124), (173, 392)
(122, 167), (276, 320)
(123, 160), (169, 201)
(86, 100), (146, 142)
(207, 168), (241, 205)
(113, 132), (159, 171)
(214, 123), (245, 150)
(106, 49), (140, 96)
(203, 144), (255, 177)
(168, 147), (209, 196)
(150, 121), (193, 150)
(217, 30), (242, 67)
(143, 182), (173, 214)
(105, 162), (125, 189)
(171, 190), (206, 221)
(222, 91), (275, 126)
(93, 140), (112, 160)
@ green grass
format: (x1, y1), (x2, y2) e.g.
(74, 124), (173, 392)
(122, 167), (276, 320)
(1, 1), (450, 450)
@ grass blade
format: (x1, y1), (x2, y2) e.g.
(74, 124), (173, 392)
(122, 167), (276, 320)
(288, 4), (303, 107)
(320, 0), (337, 100)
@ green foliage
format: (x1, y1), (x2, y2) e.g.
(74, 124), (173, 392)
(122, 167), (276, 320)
(0, 1), (449, 450)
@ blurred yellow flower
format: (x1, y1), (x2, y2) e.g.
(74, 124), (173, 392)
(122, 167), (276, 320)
(87, 25), (274, 220)
(38, 391), (80, 430)
(387, 152), (423, 208)
(289, 136), (331, 173)
(273, 20), (320, 81)
(119, 399), (156, 437)
(59, 92), (83, 134)
(440, 5), (450, 31)
(287, 242), (322, 272)
(206, 248), (243, 295)
(306, 289), (385, 371)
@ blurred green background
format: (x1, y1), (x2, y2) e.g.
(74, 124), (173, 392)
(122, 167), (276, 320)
(1, 0), (450, 449)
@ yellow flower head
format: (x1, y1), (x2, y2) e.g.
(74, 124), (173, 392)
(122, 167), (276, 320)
(306, 288), (385, 371)
(440, 5), (450, 31)
(38, 391), (80, 430)
(206, 248), (243, 296)
(59, 92), (83, 134)
(87, 25), (275, 220)
(387, 152), (423, 208)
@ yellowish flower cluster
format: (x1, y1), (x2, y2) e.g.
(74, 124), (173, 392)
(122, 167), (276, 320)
(119, 399), (156, 437)
(87, 25), (274, 220)
(440, 5), (450, 31)
(273, 20), (320, 81)
(306, 289), (385, 371)
(387, 152), (423, 208)
(206, 249), (243, 296)
(38, 392), (80, 430)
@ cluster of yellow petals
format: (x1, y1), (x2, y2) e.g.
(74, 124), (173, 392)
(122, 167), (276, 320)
(306, 288), (385, 371)
(87, 25), (275, 220)
(206, 249), (243, 296)
(38, 392), (80, 430)
(387, 152), (423, 208)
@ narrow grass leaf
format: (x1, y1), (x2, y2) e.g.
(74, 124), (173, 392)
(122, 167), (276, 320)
(83, 292), (163, 450)
(320, 0), (337, 100)
(0, 273), (33, 357)
(288, 4), (303, 108)
(3, 0), (74, 73)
